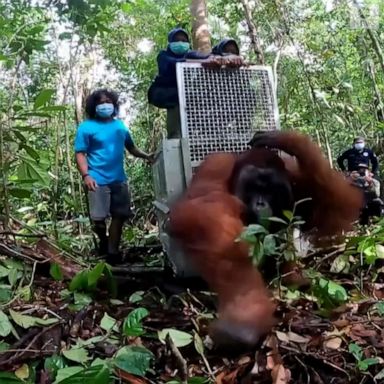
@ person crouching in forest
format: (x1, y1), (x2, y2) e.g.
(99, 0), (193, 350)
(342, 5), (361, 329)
(74, 89), (153, 265)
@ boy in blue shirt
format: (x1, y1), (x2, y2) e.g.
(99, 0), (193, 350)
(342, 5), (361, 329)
(75, 89), (153, 265)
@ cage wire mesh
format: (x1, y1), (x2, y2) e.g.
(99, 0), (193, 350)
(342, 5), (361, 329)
(177, 63), (279, 167)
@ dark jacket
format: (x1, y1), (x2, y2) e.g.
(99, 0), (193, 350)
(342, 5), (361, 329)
(156, 49), (207, 88)
(212, 38), (240, 56)
(337, 147), (379, 174)
(148, 28), (209, 109)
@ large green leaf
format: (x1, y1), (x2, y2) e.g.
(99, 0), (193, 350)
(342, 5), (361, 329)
(54, 365), (110, 384)
(34, 89), (55, 109)
(87, 262), (106, 289)
(0, 287), (12, 304)
(0, 372), (23, 383)
(50, 263), (64, 281)
(16, 158), (49, 186)
(9, 309), (59, 328)
(158, 329), (193, 348)
(100, 312), (119, 333)
(0, 310), (13, 337)
(122, 308), (149, 337)
(44, 354), (66, 379)
(69, 271), (89, 292)
(20, 144), (40, 160)
(62, 348), (89, 364)
(0, 265), (10, 278)
(9, 188), (32, 199)
(41, 105), (67, 112)
(128, 291), (145, 303)
(114, 346), (154, 377)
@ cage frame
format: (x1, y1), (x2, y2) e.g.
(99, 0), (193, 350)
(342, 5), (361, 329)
(176, 62), (280, 171)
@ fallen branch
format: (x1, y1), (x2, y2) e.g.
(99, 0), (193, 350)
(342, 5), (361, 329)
(0, 231), (46, 238)
(0, 324), (60, 368)
(166, 334), (188, 384)
(111, 265), (163, 274)
(11, 216), (87, 267)
(0, 242), (45, 263)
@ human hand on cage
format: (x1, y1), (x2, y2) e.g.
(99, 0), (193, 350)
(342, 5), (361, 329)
(201, 55), (245, 69)
(201, 56), (224, 69)
(222, 55), (245, 68)
(145, 152), (156, 165)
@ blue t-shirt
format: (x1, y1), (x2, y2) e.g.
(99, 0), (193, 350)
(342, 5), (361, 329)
(74, 119), (134, 185)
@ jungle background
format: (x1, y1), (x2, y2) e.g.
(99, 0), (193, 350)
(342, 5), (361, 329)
(1, 0), (384, 383)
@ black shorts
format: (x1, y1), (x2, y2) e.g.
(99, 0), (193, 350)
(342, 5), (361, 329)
(88, 182), (133, 221)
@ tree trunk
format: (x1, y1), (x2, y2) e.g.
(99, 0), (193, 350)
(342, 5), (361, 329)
(239, 0), (265, 64)
(190, 0), (211, 53)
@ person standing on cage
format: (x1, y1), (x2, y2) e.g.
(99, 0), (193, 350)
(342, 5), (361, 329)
(148, 31), (245, 138)
(147, 27), (210, 138)
(204, 38), (244, 68)
(74, 89), (154, 265)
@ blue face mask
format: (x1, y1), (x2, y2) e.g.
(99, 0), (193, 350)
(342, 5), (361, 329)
(169, 41), (190, 55)
(96, 103), (114, 118)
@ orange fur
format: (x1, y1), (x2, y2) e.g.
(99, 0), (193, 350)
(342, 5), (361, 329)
(170, 153), (276, 348)
(250, 131), (363, 240)
(169, 131), (363, 349)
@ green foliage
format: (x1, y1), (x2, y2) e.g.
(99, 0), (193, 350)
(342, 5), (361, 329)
(307, 270), (349, 309)
(114, 345), (154, 377)
(158, 328), (193, 348)
(34, 89), (55, 109)
(44, 355), (66, 381)
(376, 301), (384, 316)
(239, 205), (307, 267)
(349, 343), (379, 371)
(0, 310), (13, 337)
(70, 292), (92, 311)
(0, 372), (23, 383)
(1, 3), (384, 380)
(53, 365), (110, 384)
(1, 0), (384, 252)
(347, 219), (384, 265)
(69, 262), (117, 297)
(129, 290), (145, 303)
(9, 309), (58, 328)
(122, 307), (149, 337)
(50, 263), (64, 281)
(239, 224), (277, 266)
(100, 312), (119, 333)
(62, 348), (90, 365)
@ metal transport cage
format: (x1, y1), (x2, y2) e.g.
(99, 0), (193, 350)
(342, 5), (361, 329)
(152, 62), (280, 277)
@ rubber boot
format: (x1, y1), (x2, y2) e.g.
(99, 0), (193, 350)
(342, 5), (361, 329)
(106, 217), (124, 265)
(92, 221), (109, 256)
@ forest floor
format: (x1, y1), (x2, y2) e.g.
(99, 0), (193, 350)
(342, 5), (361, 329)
(0, 223), (384, 384)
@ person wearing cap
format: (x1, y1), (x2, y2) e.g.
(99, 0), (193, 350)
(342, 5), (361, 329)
(337, 137), (379, 175)
(349, 163), (381, 198)
(338, 137), (380, 198)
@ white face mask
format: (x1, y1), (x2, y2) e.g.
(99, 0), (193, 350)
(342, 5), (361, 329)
(354, 143), (365, 150)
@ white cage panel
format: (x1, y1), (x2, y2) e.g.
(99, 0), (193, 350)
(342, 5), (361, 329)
(177, 63), (279, 166)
